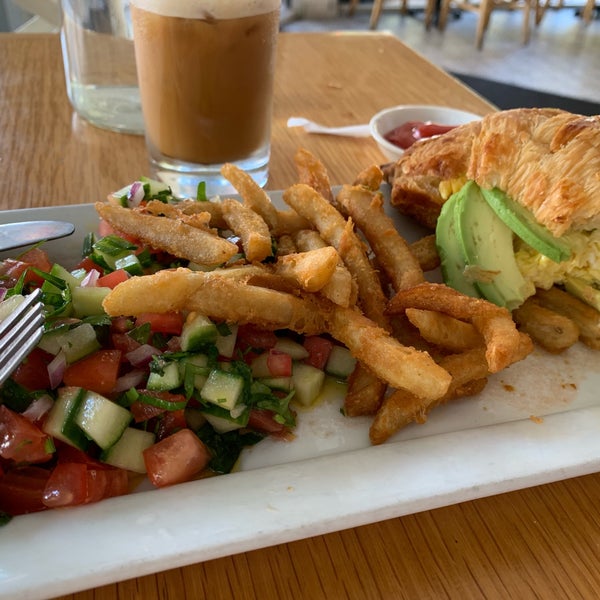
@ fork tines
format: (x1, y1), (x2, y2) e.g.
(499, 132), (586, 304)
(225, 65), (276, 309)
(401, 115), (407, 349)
(0, 288), (45, 386)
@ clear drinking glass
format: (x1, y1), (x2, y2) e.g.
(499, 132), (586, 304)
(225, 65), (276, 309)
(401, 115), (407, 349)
(130, 0), (281, 197)
(60, 0), (144, 134)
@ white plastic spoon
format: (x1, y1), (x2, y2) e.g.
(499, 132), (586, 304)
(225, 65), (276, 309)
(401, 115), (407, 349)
(287, 117), (371, 138)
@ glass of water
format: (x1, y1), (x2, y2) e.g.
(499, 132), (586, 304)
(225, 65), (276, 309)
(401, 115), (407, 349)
(60, 0), (144, 135)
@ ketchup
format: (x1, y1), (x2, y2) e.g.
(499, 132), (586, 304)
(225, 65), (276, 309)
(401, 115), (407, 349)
(384, 121), (457, 150)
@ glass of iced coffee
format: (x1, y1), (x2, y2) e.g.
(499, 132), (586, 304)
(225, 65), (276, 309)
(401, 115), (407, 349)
(130, 0), (280, 197)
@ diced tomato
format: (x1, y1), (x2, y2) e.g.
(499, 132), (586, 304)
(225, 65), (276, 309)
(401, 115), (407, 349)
(143, 429), (211, 488)
(55, 441), (106, 469)
(153, 409), (187, 441)
(63, 349), (122, 395)
(130, 391), (187, 438)
(111, 332), (142, 357)
(248, 409), (286, 434)
(236, 325), (278, 351)
(135, 312), (184, 335)
(267, 349), (292, 377)
(111, 316), (135, 334)
(0, 405), (54, 464)
(11, 347), (53, 391)
(42, 462), (88, 507)
(97, 269), (130, 289)
(98, 219), (140, 245)
(19, 248), (53, 271)
(84, 468), (128, 503)
(0, 248), (52, 287)
(73, 256), (102, 272)
(0, 466), (51, 515)
(303, 336), (334, 370)
(42, 462), (129, 507)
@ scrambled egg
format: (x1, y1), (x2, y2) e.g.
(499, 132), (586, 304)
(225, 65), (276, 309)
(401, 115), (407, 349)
(514, 229), (600, 291)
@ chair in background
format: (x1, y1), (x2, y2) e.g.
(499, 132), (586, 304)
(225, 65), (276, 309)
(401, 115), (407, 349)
(581, 0), (597, 23)
(438, 0), (534, 50)
(348, 0), (438, 30)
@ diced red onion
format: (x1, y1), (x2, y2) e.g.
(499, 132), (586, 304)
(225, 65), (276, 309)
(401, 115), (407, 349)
(125, 343), (161, 367)
(80, 269), (101, 287)
(127, 181), (145, 207)
(22, 394), (54, 424)
(47, 350), (67, 389)
(113, 369), (146, 393)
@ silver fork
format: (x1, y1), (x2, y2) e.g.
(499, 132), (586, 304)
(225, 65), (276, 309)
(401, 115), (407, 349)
(0, 288), (45, 386)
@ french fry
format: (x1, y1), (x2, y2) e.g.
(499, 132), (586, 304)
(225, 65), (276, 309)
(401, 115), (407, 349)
(513, 297), (580, 353)
(294, 229), (357, 307)
(369, 347), (491, 444)
(284, 183), (392, 415)
(327, 305), (451, 400)
(405, 308), (483, 352)
(284, 183), (390, 328)
(221, 198), (273, 262)
(178, 199), (227, 229)
(273, 247), (339, 293)
(221, 162), (311, 235)
(336, 184), (425, 291)
(371, 330), (537, 444)
(294, 147), (334, 204)
(534, 286), (600, 349)
(386, 283), (530, 372)
(275, 234), (297, 257)
(344, 368), (387, 416)
(353, 164), (384, 191)
(221, 163), (279, 230)
(103, 267), (326, 334)
(95, 201), (239, 267)
(409, 235), (440, 272)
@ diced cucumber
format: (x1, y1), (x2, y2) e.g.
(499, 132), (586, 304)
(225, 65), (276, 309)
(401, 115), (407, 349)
(147, 361), (183, 391)
(46, 263), (84, 292)
(42, 387), (89, 451)
(71, 286), (110, 317)
(75, 391), (132, 450)
(38, 322), (100, 363)
(273, 337), (309, 360)
(215, 323), (238, 358)
(114, 253), (143, 275)
(202, 403), (250, 434)
(0, 295), (25, 322)
(259, 376), (293, 391)
(180, 354), (211, 391)
(292, 362), (325, 407)
(101, 427), (155, 473)
(325, 345), (356, 379)
(180, 313), (218, 351)
(200, 368), (245, 410)
(140, 175), (171, 197)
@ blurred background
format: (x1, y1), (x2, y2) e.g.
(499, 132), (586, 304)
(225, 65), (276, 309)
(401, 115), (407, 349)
(2, 0), (598, 109)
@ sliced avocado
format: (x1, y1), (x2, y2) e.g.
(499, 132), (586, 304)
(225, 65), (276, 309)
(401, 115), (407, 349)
(435, 188), (481, 298)
(480, 187), (570, 263)
(454, 180), (534, 310)
(564, 276), (600, 312)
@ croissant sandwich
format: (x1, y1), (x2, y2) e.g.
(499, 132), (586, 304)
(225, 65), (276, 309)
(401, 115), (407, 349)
(385, 107), (600, 320)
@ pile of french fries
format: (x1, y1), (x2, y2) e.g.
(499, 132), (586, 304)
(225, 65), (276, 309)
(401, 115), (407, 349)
(98, 149), (590, 445)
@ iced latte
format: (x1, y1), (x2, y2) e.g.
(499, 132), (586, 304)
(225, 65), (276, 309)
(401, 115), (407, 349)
(131, 0), (280, 195)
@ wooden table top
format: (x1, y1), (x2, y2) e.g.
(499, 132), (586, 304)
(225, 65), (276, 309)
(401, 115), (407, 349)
(1, 31), (600, 600)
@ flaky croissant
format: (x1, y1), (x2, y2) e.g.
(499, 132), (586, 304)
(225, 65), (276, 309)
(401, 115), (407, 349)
(387, 108), (600, 236)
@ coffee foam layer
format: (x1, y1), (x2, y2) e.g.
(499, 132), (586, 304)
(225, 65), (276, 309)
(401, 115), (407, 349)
(131, 0), (280, 19)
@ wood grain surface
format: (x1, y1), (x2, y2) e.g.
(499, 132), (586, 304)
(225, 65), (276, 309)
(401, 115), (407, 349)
(2, 31), (599, 600)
